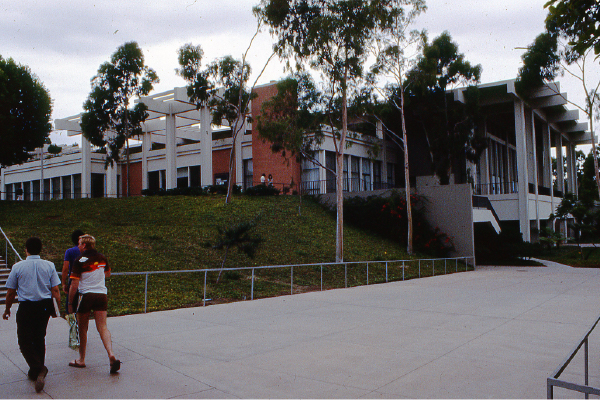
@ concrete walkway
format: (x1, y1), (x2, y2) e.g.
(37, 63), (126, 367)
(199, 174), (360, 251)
(2, 263), (600, 399)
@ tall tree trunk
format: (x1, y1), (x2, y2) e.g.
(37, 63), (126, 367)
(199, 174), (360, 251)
(400, 86), (413, 255)
(336, 68), (348, 263)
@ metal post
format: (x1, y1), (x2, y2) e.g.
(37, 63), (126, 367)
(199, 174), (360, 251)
(456, 258), (458, 272)
(366, 262), (369, 285)
(402, 261), (405, 280)
(345, 264), (347, 288)
(144, 274), (148, 313)
(585, 338), (589, 399)
(291, 266), (294, 295)
(203, 271), (207, 306)
(320, 265), (323, 291)
(385, 261), (388, 283)
(547, 382), (553, 399)
(250, 268), (254, 300)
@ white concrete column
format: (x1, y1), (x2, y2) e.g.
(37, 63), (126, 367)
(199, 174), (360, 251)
(200, 106), (213, 186)
(556, 134), (564, 193)
(565, 141), (575, 194)
(531, 111), (540, 232)
(0, 167), (5, 200)
(319, 150), (326, 194)
(514, 99), (530, 241)
(547, 125), (555, 226)
(106, 162), (118, 198)
(165, 112), (177, 190)
(141, 128), (150, 191)
(378, 121), (387, 188)
(81, 135), (92, 198)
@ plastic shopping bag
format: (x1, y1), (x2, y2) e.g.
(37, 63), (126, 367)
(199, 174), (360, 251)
(66, 314), (79, 350)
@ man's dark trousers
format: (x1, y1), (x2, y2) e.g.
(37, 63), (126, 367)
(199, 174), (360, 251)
(16, 300), (52, 379)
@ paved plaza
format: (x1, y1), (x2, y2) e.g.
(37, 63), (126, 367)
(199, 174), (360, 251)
(2, 262), (600, 398)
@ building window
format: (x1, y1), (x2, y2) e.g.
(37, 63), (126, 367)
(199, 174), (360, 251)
(326, 151), (336, 194)
(73, 174), (82, 199)
(351, 157), (360, 192)
(43, 178), (50, 200)
(343, 155), (349, 191)
(23, 182), (31, 201)
(387, 163), (395, 188)
(6, 184), (13, 200)
(32, 180), (40, 201)
(62, 176), (72, 199)
(301, 157), (320, 195)
(243, 159), (253, 190)
(190, 165), (201, 187)
(373, 161), (382, 190)
(214, 172), (229, 186)
(177, 167), (189, 189)
(91, 173), (105, 198)
(362, 159), (371, 191)
(51, 177), (61, 199)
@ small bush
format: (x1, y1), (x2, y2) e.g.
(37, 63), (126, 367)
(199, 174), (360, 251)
(244, 184), (280, 196)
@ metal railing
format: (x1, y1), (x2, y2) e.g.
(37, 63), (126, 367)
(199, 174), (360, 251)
(112, 256), (474, 313)
(547, 314), (600, 399)
(301, 178), (396, 195)
(0, 226), (23, 268)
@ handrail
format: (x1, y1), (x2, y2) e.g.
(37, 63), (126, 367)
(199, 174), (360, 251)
(0, 226), (23, 268)
(547, 314), (600, 399)
(111, 256), (475, 313)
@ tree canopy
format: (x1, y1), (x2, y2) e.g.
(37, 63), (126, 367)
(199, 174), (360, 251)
(255, 0), (401, 262)
(546, 0), (600, 58)
(403, 32), (483, 185)
(80, 42), (158, 167)
(0, 56), (52, 167)
(177, 44), (256, 204)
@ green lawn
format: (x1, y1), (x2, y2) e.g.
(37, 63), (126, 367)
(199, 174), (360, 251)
(534, 244), (600, 268)
(0, 195), (471, 315)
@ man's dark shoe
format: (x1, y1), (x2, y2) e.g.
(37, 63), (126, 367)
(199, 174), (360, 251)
(35, 366), (48, 393)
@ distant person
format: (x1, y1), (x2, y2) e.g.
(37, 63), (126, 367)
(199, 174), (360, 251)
(68, 234), (120, 374)
(268, 174), (273, 187)
(3, 237), (61, 393)
(62, 229), (84, 314)
(260, 173), (266, 185)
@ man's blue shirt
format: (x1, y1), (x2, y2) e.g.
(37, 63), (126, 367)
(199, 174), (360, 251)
(5, 255), (60, 301)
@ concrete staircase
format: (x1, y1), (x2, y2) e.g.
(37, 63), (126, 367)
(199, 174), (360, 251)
(0, 256), (17, 305)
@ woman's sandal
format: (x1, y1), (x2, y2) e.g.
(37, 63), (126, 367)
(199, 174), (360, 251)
(110, 359), (121, 374)
(68, 360), (86, 368)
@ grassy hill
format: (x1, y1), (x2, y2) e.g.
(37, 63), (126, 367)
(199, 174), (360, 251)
(0, 195), (463, 315)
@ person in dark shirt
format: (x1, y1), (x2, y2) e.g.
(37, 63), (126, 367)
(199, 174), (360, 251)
(61, 229), (84, 314)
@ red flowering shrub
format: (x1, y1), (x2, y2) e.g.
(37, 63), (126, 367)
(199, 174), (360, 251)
(344, 192), (454, 257)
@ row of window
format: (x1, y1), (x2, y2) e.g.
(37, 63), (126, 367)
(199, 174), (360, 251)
(3, 174), (107, 200)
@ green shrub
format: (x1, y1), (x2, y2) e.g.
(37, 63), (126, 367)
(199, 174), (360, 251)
(244, 184), (280, 196)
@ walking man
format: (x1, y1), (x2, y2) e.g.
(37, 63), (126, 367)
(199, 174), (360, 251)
(68, 234), (120, 373)
(3, 237), (61, 393)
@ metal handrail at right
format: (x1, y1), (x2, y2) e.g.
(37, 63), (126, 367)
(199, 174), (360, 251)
(0, 226), (23, 269)
(547, 314), (600, 399)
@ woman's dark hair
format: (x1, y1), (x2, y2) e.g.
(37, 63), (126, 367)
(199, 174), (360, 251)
(25, 237), (43, 255)
(71, 229), (85, 245)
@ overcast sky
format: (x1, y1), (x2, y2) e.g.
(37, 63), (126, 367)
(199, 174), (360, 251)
(1, 0), (597, 146)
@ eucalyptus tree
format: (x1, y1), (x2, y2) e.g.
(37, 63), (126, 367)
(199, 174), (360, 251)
(370, 0), (426, 254)
(177, 20), (276, 204)
(516, 0), (600, 199)
(80, 42), (158, 197)
(255, 0), (399, 262)
(0, 56), (52, 167)
(404, 32), (483, 185)
(177, 46), (253, 204)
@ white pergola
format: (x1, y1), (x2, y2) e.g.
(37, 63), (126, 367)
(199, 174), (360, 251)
(54, 87), (247, 196)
